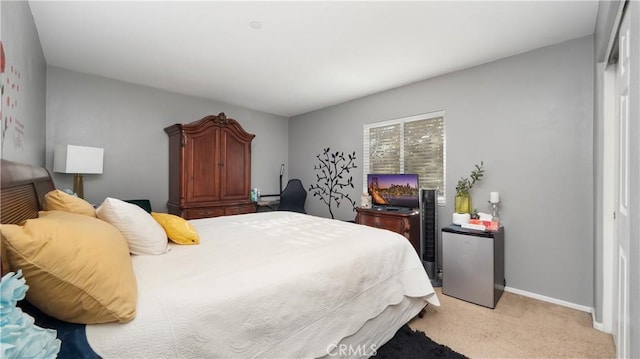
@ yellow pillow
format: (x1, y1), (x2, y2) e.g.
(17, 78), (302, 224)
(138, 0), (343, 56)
(0, 210), (137, 324)
(151, 212), (200, 245)
(44, 189), (96, 217)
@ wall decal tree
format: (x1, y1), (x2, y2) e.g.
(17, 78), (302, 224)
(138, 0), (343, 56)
(309, 148), (357, 219)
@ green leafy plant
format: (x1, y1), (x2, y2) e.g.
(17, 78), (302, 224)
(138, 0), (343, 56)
(308, 148), (357, 219)
(455, 161), (484, 196)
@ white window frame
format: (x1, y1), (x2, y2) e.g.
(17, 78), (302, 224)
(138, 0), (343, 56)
(363, 110), (446, 205)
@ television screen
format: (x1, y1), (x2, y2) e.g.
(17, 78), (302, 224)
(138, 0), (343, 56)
(367, 173), (420, 209)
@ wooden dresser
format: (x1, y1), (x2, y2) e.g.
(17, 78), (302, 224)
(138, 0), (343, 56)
(164, 113), (256, 219)
(355, 207), (420, 254)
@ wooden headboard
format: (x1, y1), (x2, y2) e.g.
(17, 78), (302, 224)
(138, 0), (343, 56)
(1, 159), (56, 274)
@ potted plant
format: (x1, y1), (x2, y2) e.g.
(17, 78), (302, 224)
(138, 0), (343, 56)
(455, 161), (484, 214)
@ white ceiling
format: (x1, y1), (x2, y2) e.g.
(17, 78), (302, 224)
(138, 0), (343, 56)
(29, 1), (599, 117)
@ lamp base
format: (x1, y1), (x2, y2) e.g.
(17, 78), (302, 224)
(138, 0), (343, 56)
(73, 174), (84, 199)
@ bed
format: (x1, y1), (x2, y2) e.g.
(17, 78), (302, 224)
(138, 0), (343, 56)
(0, 159), (439, 358)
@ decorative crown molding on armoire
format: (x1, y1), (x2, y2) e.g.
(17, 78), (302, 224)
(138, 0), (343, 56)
(164, 112), (256, 219)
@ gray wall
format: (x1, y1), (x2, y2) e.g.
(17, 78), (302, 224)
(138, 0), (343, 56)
(0, 0), (46, 165)
(592, 59), (605, 324)
(290, 36), (595, 306)
(46, 67), (289, 210)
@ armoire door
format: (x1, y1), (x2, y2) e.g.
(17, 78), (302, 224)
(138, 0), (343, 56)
(219, 127), (251, 200)
(185, 128), (220, 203)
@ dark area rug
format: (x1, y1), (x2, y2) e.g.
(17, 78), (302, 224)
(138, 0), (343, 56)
(373, 325), (469, 359)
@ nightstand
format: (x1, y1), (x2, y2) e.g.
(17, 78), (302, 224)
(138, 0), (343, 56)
(355, 207), (420, 254)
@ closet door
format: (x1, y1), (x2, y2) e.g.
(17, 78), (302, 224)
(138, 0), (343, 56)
(185, 127), (220, 203)
(219, 127), (251, 201)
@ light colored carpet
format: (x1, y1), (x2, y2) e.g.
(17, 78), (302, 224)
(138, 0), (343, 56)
(409, 288), (615, 358)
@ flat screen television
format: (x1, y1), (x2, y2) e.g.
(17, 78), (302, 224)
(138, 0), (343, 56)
(367, 173), (420, 209)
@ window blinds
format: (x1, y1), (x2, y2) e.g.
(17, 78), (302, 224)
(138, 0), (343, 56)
(363, 111), (446, 203)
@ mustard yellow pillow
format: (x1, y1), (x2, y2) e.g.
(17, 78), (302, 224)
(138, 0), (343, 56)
(0, 210), (137, 324)
(44, 189), (96, 217)
(151, 212), (200, 245)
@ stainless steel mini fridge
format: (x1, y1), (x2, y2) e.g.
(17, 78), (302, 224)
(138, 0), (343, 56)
(442, 224), (504, 308)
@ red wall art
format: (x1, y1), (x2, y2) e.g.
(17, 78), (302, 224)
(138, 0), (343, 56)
(1, 41), (24, 153)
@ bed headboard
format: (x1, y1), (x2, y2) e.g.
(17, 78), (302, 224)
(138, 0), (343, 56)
(1, 159), (55, 274)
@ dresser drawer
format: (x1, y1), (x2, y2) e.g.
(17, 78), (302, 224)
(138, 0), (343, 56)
(224, 204), (256, 216)
(184, 208), (225, 219)
(355, 208), (420, 255)
(181, 203), (256, 220)
(358, 214), (404, 233)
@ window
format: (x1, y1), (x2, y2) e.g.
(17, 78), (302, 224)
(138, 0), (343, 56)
(363, 111), (446, 204)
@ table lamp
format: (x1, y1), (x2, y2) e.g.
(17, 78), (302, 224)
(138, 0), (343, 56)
(54, 144), (104, 199)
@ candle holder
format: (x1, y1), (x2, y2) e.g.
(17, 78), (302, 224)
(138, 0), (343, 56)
(489, 201), (500, 221)
(487, 191), (501, 231)
(488, 191), (500, 220)
(487, 200), (500, 231)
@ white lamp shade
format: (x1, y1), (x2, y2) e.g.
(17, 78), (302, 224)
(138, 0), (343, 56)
(54, 144), (104, 174)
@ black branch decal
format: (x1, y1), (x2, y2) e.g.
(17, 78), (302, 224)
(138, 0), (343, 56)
(308, 147), (357, 219)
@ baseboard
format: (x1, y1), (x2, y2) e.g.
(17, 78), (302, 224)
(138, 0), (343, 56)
(592, 314), (605, 332)
(504, 286), (609, 333)
(503, 286), (592, 313)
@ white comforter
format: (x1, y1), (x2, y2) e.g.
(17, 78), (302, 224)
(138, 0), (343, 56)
(86, 212), (439, 358)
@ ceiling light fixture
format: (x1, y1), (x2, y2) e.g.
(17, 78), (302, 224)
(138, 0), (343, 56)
(249, 21), (262, 30)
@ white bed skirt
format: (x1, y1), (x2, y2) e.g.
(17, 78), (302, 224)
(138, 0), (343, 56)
(321, 296), (428, 359)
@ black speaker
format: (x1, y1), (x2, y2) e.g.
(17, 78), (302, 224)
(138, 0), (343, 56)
(419, 188), (441, 287)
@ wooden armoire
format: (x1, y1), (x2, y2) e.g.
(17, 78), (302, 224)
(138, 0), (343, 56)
(164, 113), (256, 219)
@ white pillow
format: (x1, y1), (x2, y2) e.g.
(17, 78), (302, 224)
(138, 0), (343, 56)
(96, 197), (169, 255)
